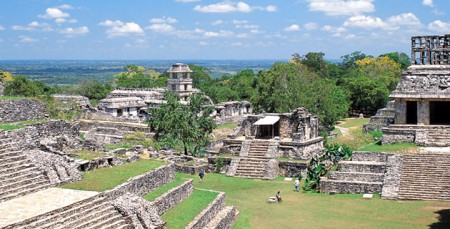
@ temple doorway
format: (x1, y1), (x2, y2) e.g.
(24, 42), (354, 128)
(430, 101), (450, 125)
(406, 101), (417, 124)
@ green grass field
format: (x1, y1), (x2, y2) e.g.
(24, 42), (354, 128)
(359, 142), (419, 153)
(143, 173), (189, 201)
(162, 189), (218, 229)
(178, 173), (450, 229)
(59, 159), (166, 191)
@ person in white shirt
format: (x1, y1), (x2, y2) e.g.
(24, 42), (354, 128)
(294, 179), (300, 192)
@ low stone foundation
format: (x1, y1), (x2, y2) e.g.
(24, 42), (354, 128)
(105, 165), (175, 199)
(278, 161), (308, 177)
(185, 192), (226, 229)
(152, 179), (194, 215)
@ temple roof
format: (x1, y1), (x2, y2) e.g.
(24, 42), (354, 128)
(168, 63), (192, 73)
(390, 65), (450, 99)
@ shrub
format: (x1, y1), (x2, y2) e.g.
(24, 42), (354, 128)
(214, 157), (224, 172)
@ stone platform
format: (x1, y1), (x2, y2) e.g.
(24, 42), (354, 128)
(0, 188), (98, 227)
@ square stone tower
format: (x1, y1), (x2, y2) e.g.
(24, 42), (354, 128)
(167, 63), (194, 101)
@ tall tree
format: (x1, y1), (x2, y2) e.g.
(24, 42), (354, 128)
(146, 91), (216, 155)
(115, 65), (165, 88)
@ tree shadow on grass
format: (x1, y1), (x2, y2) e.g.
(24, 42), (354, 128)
(429, 209), (450, 229)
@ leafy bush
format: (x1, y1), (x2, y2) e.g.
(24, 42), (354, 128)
(122, 132), (157, 148)
(303, 144), (352, 192)
(369, 131), (382, 143)
(214, 157), (224, 172)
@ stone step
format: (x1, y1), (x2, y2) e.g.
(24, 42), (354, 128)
(0, 162), (34, 175)
(238, 160), (267, 165)
(234, 174), (265, 178)
(0, 175), (48, 192)
(21, 197), (106, 228)
(103, 219), (132, 229)
(204, 206), (238, 229)
(0, 181), (50, 203)
(0, 154), (27, 164)
(338, 161), (386, 173)
(0, 150), (21, 159)
(351, 152), (388, 162)
(1, 159), (32, 169)
(328, 172), (384, 183)
(72, 208), (123, 229)
(320, 179), (382, 194)
(0, 167), (40, 182)
(0, 138), (13, 144)
(62, 205), (119, 229)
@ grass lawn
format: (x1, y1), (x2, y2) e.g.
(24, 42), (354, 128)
(0, 119), (47, 130)
(216, 122), (238, 129)
(143, 173), (189, 201)
(59, 159), (167, 191)
(71, 150), (106, 160)
(359, 142), (420, 154)
(162, 189), (218, 229)
(177, 173), (450, 229)
(338, 118), (370, 128)
(104, 144), (133, 151)
(0, 96), (29, 100)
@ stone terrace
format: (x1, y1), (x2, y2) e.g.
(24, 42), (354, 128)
(320, 152), (387, 194)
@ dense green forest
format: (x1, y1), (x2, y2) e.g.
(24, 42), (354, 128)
(0, 51), (409, 130)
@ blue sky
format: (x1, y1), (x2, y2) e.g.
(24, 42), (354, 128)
(0, 0), (449, 60)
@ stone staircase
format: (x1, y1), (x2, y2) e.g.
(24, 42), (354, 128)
(397, 153), (450, 200)
(234, 141), (270, 178)
(4, 195), (132, 229)
(0, 138), (51, 203)
(320, 152), (387, 194)
(363, 101), (395, 132)
(425, 128), (450, 147)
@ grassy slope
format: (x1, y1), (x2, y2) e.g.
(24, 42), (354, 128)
(178, 173), (450, 229)
(162, 189), (218, 229)
(143, 173), (188, 201)
(60, 159), (166, 191)
(0, 119), (47, 130)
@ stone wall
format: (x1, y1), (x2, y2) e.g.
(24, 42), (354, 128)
(26, 149), (82, 185)
(263, 159), (278, 179)
(382, 128), (416, 145)
(278, 138), (324, 160)
(278, 161), (308, 177)
(0, 120), (82, 153)
(112, 193), (165, 229)
(105, 165), (175, 199)
(0, 99), (47, 122)
(381, 154), (404, 199)
(173, 164), (209, 175)
(185, 192), (226, 229)
(0, 82), (4, 96)
(152, 179), (194, 215)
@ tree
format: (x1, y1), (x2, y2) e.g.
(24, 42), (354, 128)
(379, 52), (410, 70)
(146, 91), (216, 155)
(0, 70), (13, 82)
(251, 62), (349, 130)
(4, 75), (41, 97)
(77, 79), (113, 100)
(340, 51), (371, 70)
(115, 65), (165, 88)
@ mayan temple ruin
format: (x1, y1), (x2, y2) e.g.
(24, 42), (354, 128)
(382, 34), (450, 146)
(322, 34), (450, 201)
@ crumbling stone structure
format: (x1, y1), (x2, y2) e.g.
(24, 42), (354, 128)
(215, 101), (252, 124)
(221, 107), (324, 179)
(382, 34), (450, 146)
(0, 82), (4, 96)
(53, 94), (92, 110)
(0, 99), (47, 122)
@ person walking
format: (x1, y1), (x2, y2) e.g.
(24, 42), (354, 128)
(294, 178), (300, 192)
(199, 170), (205, 182)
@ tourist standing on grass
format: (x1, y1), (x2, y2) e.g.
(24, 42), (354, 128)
(199, 170), (205, 182)
(294, 179), (300, 192)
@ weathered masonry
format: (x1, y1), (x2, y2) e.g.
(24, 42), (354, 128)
(383, 34), (450, 146)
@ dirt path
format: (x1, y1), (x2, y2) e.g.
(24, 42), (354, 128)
(335, 125), (350, 137)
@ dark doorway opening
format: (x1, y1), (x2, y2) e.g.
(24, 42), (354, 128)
(117, 109), (123, 117)
(257, 122), (280, 139)
(406, 101), (417, 124)
(430, 101), (450, 124)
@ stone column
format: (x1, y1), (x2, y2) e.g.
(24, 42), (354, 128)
(417, 101), (430, 125)
(395, 100), (406, 124)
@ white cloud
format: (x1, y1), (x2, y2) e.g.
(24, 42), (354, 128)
(195, 28), (233, 38)
(150, 17), (177, 24)
(125, 39), (150, 48)
(194, 1), (275, 13)
(19, 36), (38, 43)
(99, 20), (124, 27)
(307, 0), (374, 16)
(147, 23), (175, 33)
(233, 20), (248, 25)
(284, 24), (300, 32)
(304, 22), (318, 30)
(266, 5), (277, 12)
(423, 0), (433, 7)
(39, 8), (70, 19)
(60, 26), (89, 36)
(235, 24), (259, 29)
(212, 20), (224, 26)
(344, 15), (387, 29)
(428, 20), (450, 32)
(344, 34), (356, 39)
(0, 25), (4, 30)
(175, 0), (200, 2)
(58, 4), (75, 10)
(100, 21), (144, 37)
(11, 21), (52, 31)
(386, 13), (421, 26)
